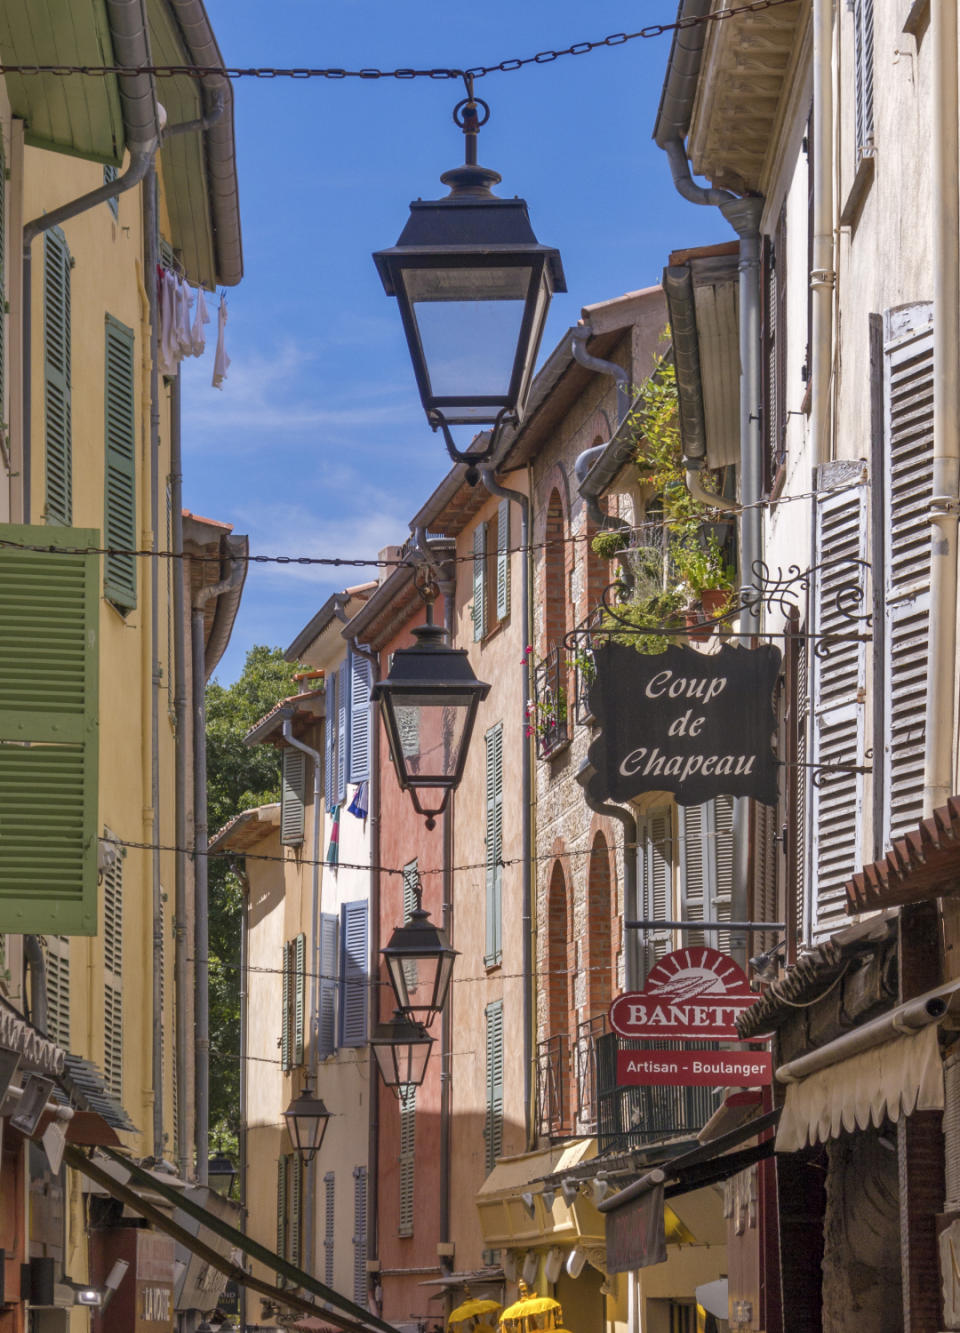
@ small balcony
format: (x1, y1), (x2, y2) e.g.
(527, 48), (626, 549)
(570, 609), (600, 727)
(595, 1032), (719, 1154)
(536, 1033), (570, 1138)
(574, 1013), (607, 1132)
(531, 645), (569, 759)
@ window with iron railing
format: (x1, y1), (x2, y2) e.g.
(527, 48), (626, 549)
(536, 1033), (570, 1138)
(531, 645), (569, 758)
(574, 1013), (607, 1133)
(595, 1032), (721, 1154)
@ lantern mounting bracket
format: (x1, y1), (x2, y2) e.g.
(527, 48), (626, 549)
(428, 407), (514, 486)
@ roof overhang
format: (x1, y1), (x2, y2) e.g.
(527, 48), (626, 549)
(208, 802), (281, 853)
(243, 689), (325, 748)
(284, 585), (377, 667)
(846, 794), (960, 913)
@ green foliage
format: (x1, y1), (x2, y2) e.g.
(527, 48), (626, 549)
(590, 529), (629, 561)
(206, 645), (301, 1148)
(670, 531), (737, 595)
(602, 587), (687, 655)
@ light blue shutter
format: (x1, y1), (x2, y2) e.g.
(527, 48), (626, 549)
(294, 932), (306, 1066)
(496, 500), (510, 620)
(484, 724), (503, 966)
(339, 901), (368, 1048)
(324, 671), (336, 812)
(318, 912), (339, 1058)
(348, 650), (372, 783)
(324, 1171), (335, 1285)
(103, 315), (137, 609)
(398, 1086), (416, 1237)
(0, 524), (99, 934)
(640, 810), (672, 976)
(336, 661), (349, 805)
(484, 1000), (504, 1171)
(473, 522), (487, 640)
(281, 748), (306, 846)
(352, 1166), (368, 1307)
(43, 227), (72, 525)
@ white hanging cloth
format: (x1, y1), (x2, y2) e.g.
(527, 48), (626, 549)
(212, 293), (230, 389)
(191, 285), (210, 356)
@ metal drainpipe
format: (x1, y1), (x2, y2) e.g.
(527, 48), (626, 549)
(810, 0), (835, 471)
(925, 0), (960, 818)
(577, 764), (641, 990)
(281, 712), (323, 1275)
(170, 369), (189, 1179)
(192, 556), (245, 1183)
(571, 325), (630, 423)
(22, 936), (48, 1035)
(475, 470), (537, 1147)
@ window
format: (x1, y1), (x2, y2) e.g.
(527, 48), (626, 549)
(104, 315), (137, 609)
(324, 661), (351, 808)
(318, 912), (338, 1058)
(352, 1166), (368, 1306)
(398, 1086), (416, 1236)
(853, 0), (875, 162)
(484, 1000), (504, 1171)
(473, 500), (512, 641)
(277, 1154), (304, 1281)
(586, 832), (615, 1018)
(324, 1170), (335, 1285)
(339, 900), (368, 1048)
(639, 809), (673, 975)
(281, 933), (306, 1070)
(43, 227), (72, 525)
(678, 798), (735, 953)
(281, 747), (306, 846)
(104, 852), (124, 1098)
(484, 723), (503, 967)
(44, 934), (70, 1050)
(0, 524), (100, 934)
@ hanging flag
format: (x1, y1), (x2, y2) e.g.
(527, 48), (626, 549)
(347, 781), (368, 821)
(326, 804), (341, 866)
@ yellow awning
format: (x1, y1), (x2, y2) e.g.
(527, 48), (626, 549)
(476, 1141), (601, 1249)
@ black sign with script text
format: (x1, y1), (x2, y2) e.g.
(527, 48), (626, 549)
(586, 641), (781, 806)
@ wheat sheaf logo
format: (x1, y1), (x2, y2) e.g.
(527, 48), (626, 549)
(609, 946), (758, 1041)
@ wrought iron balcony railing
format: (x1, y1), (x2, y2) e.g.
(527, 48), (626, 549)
(536, 1033), (569, 1138)
(574, 1013), (607, 1132)
(595, 1032), (720, 1154)
(532, 645), (569, 759)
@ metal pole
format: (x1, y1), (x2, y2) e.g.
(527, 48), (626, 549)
(625, 920), (785, 933)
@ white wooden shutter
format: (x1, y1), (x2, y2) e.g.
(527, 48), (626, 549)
(678, 797), (734, 952)
(43, 934), (70, 1049)
(323, 1171), (335, 1286)
(640, 809), (673, 972)
(402, 860), (419, 997)
(713, 795), (735, 955)
(318, 912), (339, 1059)
(496, 500), (511, 621)
(336, 660), (349, 805)
(853, 0), (875, 159)
(473, 521), (487, 640)
(484, 723), (503, 967)
(348, 650), (372, 783)
(281, 748), (306, 846)
(352, 1166), (368, 1307)
(811, 478), (868, 938)
(485, 1000), (504, 1171)
(339, 901), (368, 1048)
(882, 312), (933, 846)
(752, 800), (780, 958)
(398, 1086), (416, 1236)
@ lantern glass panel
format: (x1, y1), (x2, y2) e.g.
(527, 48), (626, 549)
(390, 689), (474, 782)
(403, 265), (533, 411)
(388, 952), (442, 1013)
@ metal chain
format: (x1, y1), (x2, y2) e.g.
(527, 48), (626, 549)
(0, 0), (799, 82)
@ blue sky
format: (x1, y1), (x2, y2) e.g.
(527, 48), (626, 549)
(180, 1), (729, 683)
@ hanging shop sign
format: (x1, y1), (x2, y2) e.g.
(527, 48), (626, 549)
(616, 1048), (772, 1088)
(585, 641), (781, 806)
(609, 947), (760, 1041)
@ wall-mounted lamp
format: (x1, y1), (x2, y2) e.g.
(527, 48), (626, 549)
(521, 1252), (539, 1287)
(520, 1191), (537, 1220)
(589, 1175), (611, 1207)
(565, 1248), (587, 1280)
(543, 1249), (563, 1285)
(540, 1186), (557, 1211)
(559, 1179), (579, 1207)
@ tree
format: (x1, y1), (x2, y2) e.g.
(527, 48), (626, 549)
(205, 644), (301, 1145)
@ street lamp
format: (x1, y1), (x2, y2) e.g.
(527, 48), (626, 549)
(370, 1011), (434, 1095)
(374, 77), (566, 484)
(372, 620), (490, 830)
(381, 877), (458, 1026)
(283, 1081), (331, 1164)
(206, 1150), (237, 1198)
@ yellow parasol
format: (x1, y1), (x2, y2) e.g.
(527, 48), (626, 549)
(449, 1300), (502, 1328)
(499, 1284), (564, 1333)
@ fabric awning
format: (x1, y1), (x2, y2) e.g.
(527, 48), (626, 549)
(775, 1022), (944, 1151)
(65, 1146), (396, 1333)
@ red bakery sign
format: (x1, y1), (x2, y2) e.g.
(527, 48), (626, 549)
(609, 947), (759, 1042)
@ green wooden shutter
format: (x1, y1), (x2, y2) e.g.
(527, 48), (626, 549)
(281, 748), (306, 846)
(318, 912), (338, 1058)
(277, 1155), (288, 1279)
(484, 724), (503, 967)
(352, 1166), (368, 1307)
(281, 940), (293, 1072)
(496, 500), (510, 621)
(398, 1086), (416, 1237)
(0, 133), (7, 434)
(484, 1000), (504, 1171)
(473, 521), (487, 640)
(103, 851), (124, 1096)
(0, 523), (99, 934)
(339, 901), (368, 1048)
(43, 227), (72, 525)
(294, 932), (306, 1067)
(103, 315), (137, 610)
(324, 1171), (336, 1286)
(290, 1154), (303, 1268)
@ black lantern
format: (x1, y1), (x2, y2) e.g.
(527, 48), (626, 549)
(371, 1011), (434, 1095)
(382, 882), (458, 1027)
(374, 81), (565, 482)
(206, 1151), (237, 1198)
(283, 1081), (331, 1163)
(372, 622), (490, 828)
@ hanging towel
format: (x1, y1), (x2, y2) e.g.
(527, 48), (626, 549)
(347, 782), (368, 821)
(326, 804), (341, 867)
(191, 285), (210, 356)
(212, 292), (230, 389)
(174, 277), (194, 357)
(158, 269), (180, 376)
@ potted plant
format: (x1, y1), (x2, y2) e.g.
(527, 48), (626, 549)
(601, 585), (688, 655)
(671, 532), (737, 630)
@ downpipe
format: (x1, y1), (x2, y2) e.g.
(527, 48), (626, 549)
(171, 370), (190, 1178)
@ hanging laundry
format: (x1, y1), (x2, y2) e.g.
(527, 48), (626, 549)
(158, 268), (179, 376)
(212, 292), (230, 389)
(174, 278), (194, 357)
(326, 804), (341, 867)
(347, 781), (368, 821)
(191, 285), (210, 356)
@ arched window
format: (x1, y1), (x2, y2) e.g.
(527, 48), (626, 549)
(544, 488), (567, 652)
(586, 832), (615, 1019)
(547, 860), (570, 1040)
